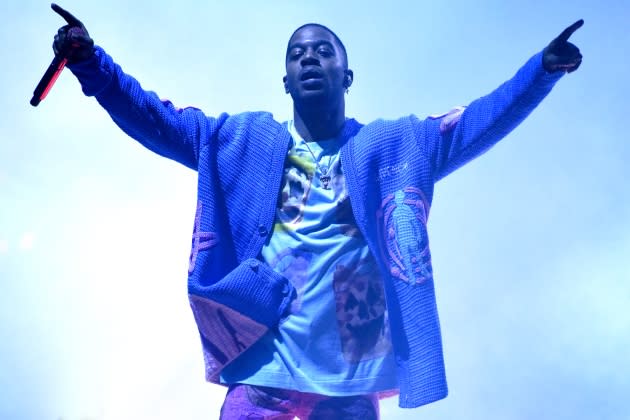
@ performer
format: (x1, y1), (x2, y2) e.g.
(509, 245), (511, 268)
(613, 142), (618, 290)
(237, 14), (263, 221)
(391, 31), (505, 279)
(48, 4), (583, 419)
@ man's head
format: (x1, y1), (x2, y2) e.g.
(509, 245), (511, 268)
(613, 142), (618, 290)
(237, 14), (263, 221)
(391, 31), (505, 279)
(283, 23), (353, 110)
(285, 23), (348, 67)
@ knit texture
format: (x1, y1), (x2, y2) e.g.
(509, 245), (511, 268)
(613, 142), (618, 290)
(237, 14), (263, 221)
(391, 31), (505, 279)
(68, 47), (562, 408)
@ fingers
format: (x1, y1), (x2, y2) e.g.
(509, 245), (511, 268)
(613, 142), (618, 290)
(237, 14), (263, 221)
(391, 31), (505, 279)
(547, 43), (582, 73)
(567, 60), (582, 73)
(556, 19), (584, 43)
(51, 3), (83, 27)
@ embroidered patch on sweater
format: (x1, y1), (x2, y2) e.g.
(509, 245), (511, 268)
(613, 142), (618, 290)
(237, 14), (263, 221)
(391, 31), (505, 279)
(377, 187), (433, 285)
(189, 294), (268, 382)
(160, 98), (202, 113)
(188, 201), (219, 274)
(428, 106), (466, 134)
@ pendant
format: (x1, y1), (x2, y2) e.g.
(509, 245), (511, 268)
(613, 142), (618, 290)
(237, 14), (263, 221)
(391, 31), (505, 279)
(320, 175), (331, 190)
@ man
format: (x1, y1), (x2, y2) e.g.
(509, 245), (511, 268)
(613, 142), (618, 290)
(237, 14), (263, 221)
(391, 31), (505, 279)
(48, 3), (583, 419)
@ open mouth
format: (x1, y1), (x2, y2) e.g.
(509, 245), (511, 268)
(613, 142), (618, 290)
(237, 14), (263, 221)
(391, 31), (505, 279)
(300, 70), (323, 81)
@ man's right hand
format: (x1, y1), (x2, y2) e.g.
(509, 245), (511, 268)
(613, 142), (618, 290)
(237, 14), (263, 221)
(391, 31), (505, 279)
(51, 3), (94, 63)
(542, 20), (583, 74)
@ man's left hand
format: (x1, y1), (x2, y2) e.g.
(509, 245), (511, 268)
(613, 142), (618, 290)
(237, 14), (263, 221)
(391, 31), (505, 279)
(543, 19), (584, 73)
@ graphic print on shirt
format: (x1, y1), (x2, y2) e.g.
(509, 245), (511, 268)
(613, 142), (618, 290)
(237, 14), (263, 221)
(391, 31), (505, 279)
(377, 187), (433, 284)
(275, 152), (315, 228)
(268, 133), (392, 365)
(324, 157), (362, 238)
(333, 257), (392, 363)
(268, 247), (313, 313)
(275, 141), (356, 237)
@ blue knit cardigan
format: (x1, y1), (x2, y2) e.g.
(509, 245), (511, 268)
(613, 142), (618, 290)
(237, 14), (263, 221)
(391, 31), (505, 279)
(69, 46), (562, 408)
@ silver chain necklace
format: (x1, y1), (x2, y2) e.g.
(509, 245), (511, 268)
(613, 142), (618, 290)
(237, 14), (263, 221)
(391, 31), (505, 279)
(302, 140), (332, 190)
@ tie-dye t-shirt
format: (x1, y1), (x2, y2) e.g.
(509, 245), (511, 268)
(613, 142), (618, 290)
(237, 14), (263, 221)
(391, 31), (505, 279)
(220, 121), (397, 395)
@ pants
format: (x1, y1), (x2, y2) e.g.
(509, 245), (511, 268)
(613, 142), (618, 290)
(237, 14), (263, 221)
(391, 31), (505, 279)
(219, 384), (380, 420)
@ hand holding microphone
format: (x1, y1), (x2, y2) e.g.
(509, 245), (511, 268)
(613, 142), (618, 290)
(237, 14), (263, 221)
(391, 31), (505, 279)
(30, 3), (94, 106)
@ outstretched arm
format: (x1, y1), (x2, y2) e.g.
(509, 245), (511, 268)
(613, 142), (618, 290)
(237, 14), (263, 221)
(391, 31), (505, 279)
(50, 3), (226, 170)
(423, 20), (584, 181)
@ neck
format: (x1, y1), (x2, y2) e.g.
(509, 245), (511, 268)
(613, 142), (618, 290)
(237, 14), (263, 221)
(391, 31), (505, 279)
(292, 100), (346, 141)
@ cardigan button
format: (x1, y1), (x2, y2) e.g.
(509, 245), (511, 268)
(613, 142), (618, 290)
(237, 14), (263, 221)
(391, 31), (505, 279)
(258, 225), (268, 236)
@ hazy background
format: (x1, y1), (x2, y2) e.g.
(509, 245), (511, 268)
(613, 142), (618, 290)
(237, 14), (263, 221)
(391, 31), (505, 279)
(1, 0), (628, 419)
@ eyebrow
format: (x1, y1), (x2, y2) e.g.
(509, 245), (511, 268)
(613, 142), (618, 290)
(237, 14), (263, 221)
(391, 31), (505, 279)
(287, 40), (336, 52)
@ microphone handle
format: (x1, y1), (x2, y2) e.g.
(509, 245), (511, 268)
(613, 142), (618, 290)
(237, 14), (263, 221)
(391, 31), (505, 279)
(30, 56), (68, 107)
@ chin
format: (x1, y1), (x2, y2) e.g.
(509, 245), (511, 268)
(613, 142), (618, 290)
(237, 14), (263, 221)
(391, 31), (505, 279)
(294, 94), (326, 108)
(292, 90), (335, 110)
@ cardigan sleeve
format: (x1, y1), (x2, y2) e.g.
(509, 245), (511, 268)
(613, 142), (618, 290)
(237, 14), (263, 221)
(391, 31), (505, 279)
(415, 51), (564, 182)
(67, 46), (228, 171)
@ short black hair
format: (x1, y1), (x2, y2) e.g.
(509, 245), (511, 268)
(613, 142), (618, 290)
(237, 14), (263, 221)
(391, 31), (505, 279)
(286, 23), (348, 67)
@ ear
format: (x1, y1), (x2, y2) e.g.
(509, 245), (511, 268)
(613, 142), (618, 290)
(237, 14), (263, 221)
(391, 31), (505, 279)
(283, 75), (289, 94)
(343, 69), (354, 88)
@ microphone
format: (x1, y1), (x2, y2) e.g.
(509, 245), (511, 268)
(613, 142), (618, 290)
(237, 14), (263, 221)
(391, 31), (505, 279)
(30, 55), (68, 107)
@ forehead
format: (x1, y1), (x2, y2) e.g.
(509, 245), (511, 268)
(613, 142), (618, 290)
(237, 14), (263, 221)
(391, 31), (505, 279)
(288, 25), (338, 49)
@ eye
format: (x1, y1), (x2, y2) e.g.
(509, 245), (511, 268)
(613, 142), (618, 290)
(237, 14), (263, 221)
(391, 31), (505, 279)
(289, 48), (303, 60)
(317, 46), (333, 57)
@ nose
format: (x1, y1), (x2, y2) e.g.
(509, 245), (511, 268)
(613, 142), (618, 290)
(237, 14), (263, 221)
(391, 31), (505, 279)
(300, 48), (319, 66)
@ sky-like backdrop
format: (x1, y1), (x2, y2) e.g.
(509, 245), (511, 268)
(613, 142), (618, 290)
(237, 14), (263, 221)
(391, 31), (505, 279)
(1, 1), (629, 419)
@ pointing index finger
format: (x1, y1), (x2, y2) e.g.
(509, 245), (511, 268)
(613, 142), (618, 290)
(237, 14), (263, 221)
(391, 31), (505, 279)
(51, 3), (83, 27)
(556, 19), (584, 43)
